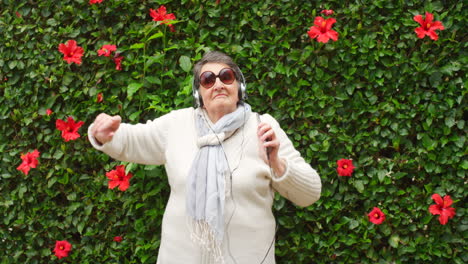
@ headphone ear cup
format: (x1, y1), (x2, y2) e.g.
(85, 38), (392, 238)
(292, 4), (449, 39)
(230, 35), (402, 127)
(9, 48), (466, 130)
(237, 69), (247, 100)
(192, 77), (201, 107)
(241, 83), (246, 98)
(193, 89), (200, 107)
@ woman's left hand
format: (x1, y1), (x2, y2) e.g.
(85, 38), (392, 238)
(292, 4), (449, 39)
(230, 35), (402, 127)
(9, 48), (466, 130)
(257, 122), (286, 176)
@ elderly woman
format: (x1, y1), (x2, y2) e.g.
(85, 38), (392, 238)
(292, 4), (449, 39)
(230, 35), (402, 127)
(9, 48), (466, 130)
(88, 51), (321, 264)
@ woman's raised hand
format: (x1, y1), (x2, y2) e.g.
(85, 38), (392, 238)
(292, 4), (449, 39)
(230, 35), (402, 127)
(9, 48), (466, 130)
(257, 122), (286, 176)
(91, 113), (122, 145)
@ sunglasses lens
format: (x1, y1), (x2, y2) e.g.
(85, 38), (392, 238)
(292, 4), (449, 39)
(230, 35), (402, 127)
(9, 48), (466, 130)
(219, 68), (235, 84)
(200, 72), (216, 88)
(199, 68), (236, 88)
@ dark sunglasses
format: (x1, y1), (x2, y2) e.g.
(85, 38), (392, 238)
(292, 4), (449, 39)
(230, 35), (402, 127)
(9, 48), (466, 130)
(199, 68), (236, 88)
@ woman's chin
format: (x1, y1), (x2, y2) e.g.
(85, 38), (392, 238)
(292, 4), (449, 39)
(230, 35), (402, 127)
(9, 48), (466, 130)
(207, 100), (236, 112)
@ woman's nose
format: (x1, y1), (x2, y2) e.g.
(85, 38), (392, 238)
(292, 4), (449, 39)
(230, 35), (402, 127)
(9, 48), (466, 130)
(212, 77), (225, 90)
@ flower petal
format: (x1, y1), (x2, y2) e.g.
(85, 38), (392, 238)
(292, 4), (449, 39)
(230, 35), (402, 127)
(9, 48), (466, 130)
(313, 16), (325, 27)
(307, 27), (320, 39)
(327, 30), (339, 41)
(325, 18), (336, 31)
(108, 180), (119, 189)
(118, 181), (130, 191)
(428, 204), (441, 215)
(106, 170), (118, 180)
(56, 119), (67, 131)
(425, 12), (434, 23)
(414, 27), (427, 38)
(431, 193), (443, 205)
(17, 163), (30, 175)
(31, 149), (40, 158)
(431, 21), (445, 31)
(438, 213), (449, 225)
(446, 207), (456, 219)
(158, 5), (167, 14)
(58, 43), (68, 54)
(428, 30), (439, 40)
(413, 15), (424, 26)
(442, 195), (453, 207)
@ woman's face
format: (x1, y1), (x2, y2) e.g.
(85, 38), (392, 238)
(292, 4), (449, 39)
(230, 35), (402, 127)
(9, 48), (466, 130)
(198, 62), (239, 116)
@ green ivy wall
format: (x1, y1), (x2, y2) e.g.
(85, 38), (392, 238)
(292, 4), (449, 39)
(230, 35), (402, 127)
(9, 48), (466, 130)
(0, 0), (466, 263)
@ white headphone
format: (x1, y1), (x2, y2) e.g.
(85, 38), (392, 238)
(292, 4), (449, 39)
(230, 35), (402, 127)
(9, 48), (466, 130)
(192, 68), (247, 108)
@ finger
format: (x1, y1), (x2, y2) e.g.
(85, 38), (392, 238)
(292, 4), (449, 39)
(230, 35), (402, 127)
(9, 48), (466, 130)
(99, 115), (117, 131)
(93, 114), (115, 141)
(91, 115), (105, 137)
(110, 115), (121, 129)
(264, 139), (279, 149)
(257, 123), (271, 137)
(101, 116), (121, 140)
(103, 116), (121, 134)
(260, 129), (275, 142)
(264, 140), (280, 159)
(93, 113), (110, 133)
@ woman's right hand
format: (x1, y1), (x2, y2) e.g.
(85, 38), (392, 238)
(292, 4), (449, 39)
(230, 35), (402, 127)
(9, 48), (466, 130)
(91, 113), (122, 145)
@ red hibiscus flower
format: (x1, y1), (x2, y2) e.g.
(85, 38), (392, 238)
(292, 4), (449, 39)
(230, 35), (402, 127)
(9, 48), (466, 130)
(53, 240), (72, 259)
(368, 207), (385, 225)
(336, 159), (355, 176)
(58, 40), (84, 65)
(150, 5), (176, 31)
(106, 165), (133, 191)
(413, 12), (444, 41)
(89, 0), (104, 4)
(97, 44), (116, 57)
(320, 9), (334, 16)
(56, 116), (84, 142)
(114, 236), (123, 242)
(308, 16), (339, 43)
(113, 55), (124, 71)
(96, 93), (103, 103)
(429, 194), (456, 225)
(46, 109), (53, 116)
(16, 149), (40, 175)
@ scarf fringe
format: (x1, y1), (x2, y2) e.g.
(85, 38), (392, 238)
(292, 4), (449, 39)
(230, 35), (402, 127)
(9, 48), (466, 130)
(189, 219), (225, 264)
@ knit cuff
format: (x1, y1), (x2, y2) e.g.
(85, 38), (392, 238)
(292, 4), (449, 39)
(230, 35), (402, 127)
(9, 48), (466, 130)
(87, 124), (122, 156)
(270, 158), (289, 180)
(270, 158), (321, 207)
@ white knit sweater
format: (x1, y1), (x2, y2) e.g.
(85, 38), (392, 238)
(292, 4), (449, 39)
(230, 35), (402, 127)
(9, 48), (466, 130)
(88, 107), (321, 264)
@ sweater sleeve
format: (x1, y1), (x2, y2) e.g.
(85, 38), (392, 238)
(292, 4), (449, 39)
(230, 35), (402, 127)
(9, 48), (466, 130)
(261, 114), (322, 207)
(88, 109), (185, 165)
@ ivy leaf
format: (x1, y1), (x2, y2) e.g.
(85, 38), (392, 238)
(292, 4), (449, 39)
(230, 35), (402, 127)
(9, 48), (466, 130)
(354, 180), (364, 193)
(129, 43), (145, 50)
(421, 134), (436, 150)
(445, 117), (455, 128)
(147, 32), (163, 41)
(179, 55), (191, 73)
(127, 82), (143, 98)
(389, 234), (400, 248)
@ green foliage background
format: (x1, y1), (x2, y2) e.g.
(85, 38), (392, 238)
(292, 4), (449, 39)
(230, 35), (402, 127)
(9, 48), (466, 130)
(0, 0), (466, 263)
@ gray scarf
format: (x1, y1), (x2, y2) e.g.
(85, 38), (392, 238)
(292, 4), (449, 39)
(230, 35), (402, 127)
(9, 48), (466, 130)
(187, 103), (251, 262)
